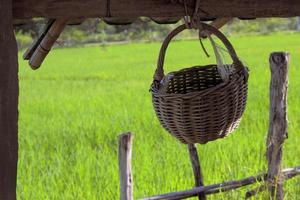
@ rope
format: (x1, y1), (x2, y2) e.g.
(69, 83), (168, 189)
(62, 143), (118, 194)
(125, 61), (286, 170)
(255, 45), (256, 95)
(182, 0), (209, 58)
(153, 0), (247, 85)
(183, 0), (191, 28)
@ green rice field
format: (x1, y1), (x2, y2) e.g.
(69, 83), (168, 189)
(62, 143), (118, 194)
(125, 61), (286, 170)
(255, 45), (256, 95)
(18, 32), (300, 199)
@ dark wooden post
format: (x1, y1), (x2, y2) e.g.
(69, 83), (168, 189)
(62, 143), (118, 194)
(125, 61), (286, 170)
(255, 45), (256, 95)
(266, 52), (289, 200)
(188, 144), (206, 200)
(0, 0), (19, 199)
(119, 133), (134, 200)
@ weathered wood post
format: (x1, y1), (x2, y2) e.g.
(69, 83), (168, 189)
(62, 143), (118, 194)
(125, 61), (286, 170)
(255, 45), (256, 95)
(188, 144), (206, 200)
(0, 0), (19, 199)
(119, 133), (134, 200)
(266, 52), (289, 200)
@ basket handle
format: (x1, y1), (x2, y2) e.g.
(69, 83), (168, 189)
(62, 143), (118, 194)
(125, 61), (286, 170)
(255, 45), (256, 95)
(153, 23), (244, 82)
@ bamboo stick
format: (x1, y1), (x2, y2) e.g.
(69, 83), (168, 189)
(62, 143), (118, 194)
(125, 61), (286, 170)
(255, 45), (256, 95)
(23, 19), (55, 60)
(28, 18), (68, 69)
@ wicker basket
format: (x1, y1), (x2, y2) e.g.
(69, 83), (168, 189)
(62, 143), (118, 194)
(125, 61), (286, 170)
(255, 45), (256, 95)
(150, 23), (249, 144)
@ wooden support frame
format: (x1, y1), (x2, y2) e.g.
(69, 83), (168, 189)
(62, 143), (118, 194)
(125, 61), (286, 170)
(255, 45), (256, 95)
(139, 52), (297, 199)
(140, 166), (300, 200)
(119, 133), (134, 200)
(0, 0), (19, 199)
(266, 52), (289, 199)
(188, 144), (206, 200)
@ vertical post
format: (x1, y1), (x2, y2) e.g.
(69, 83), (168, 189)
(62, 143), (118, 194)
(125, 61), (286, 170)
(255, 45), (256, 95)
(266, 52), (289, 200)
(119, 133), (134, 200)
(188, 144), (206, 200)
(0, 1), (19, 199)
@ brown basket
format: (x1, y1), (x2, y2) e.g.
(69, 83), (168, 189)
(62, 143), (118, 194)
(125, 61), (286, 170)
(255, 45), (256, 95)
(150, 23), (249, 144)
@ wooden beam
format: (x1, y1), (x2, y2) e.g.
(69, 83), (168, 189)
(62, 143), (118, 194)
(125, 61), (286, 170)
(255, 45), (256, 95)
(12, 0), (300, 19)
(119, 133), (134, 200)
(188, 144), (206, 200)
(140, 166), (300, 200)
(141, 173), (266, 200)
(266, 52), (289, 200)
(0, 0), (19, 199)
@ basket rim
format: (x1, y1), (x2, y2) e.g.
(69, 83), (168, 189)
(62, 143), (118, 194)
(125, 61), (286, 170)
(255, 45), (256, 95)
(151, 64), (247, 99)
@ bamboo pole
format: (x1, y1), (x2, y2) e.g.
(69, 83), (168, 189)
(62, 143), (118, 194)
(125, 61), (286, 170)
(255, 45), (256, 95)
(140, 166), (300, 200)
(23, 19), (55, 60)
(266, 52), (289, 200)
(119, 133), (134, 200)
(187, 144), (206, 200)
(28, 18), (68, 69)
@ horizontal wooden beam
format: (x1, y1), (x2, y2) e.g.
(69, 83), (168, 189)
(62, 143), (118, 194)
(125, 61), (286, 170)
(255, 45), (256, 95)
(141, 166), (300, 200)
(13, 0), (300, 20)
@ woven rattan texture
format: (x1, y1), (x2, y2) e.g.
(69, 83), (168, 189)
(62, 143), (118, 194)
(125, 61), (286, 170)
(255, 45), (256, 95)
(151, 23), (248, 144)
(151, 65), (247, 144)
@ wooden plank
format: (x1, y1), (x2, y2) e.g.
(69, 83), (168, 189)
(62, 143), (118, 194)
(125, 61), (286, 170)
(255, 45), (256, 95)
(12, 0), (300, 19)
(0, 0), (19, 199)
(266, 52), (289, 200)
(119, 133), (134, 200)
(140, 166), (300, 200)
(188, 144), (206, 200)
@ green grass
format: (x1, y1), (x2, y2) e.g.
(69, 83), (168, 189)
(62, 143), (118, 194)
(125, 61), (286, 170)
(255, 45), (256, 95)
(18, 32), (300, 199)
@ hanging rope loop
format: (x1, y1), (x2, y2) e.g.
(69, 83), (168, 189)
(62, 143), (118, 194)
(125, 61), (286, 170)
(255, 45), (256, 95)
(153, 22), (246, 83)
(183, 0), (207, 30)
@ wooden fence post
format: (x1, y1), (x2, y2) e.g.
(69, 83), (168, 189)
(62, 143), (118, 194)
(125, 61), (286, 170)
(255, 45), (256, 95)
(0, 1), (19, 199)
(188, 144), (206, 200)
(119, 133), (134, 200)
(266, 52), (289, 200)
